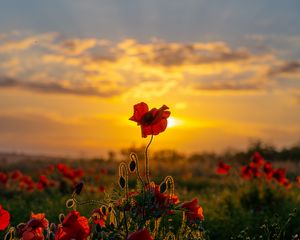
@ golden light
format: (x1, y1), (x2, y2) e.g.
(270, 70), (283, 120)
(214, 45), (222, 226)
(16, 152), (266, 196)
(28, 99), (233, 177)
(167, 116), (182, 128)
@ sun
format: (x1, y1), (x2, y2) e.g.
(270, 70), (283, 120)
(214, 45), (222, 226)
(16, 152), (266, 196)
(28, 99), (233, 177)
(167, 117), (181, 128)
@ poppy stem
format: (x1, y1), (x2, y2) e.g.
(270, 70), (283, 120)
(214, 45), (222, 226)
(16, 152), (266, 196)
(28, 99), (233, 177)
(145, 134), (154, 185)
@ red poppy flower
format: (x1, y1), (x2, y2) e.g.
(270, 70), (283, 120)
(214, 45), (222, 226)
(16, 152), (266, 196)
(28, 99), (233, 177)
(0, 205), (10, 231)
(19, 175), (35, 192)
(241, 165), (253, 179)
(92, 208), (107, 227)
(127, 229), (154, 240)
(0, 172), (8, 185)
(129, 102), (171, 138)
(55, 210), (90, 240)
(263, 162), (274, 179)
(37, 175), (55, 191)
(57, 164), (84, 183)
(180, 198), (204, 222)
(273, 168), (286, 184)
(216, 161), (231, 175)
(241, 165), (261, 179)
(250, 152), (264, 167)
(20, 212), (49, 240)
(11, 170), (22, 180)
(146, 184), (179, 214)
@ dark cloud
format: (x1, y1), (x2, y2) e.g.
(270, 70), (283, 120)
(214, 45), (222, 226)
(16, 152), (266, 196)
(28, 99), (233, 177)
(0, 76), (121, 98)
(268, 61), (300, 77)
(139, 44), (251, 67)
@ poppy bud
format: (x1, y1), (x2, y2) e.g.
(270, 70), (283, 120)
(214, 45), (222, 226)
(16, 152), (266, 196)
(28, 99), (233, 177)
(110, 222), (115, 229)
(59, 213), (65, 224)
(101, 206), (107, 216)
(160, 182), (167, 193)
(66, 199), (75, 208)
(108, 206), (112, 213)
(50, 223), (56, 232)
(119, 176), (126, 189)
(129, 160), (136, 172)
(74, 181), (84, 195)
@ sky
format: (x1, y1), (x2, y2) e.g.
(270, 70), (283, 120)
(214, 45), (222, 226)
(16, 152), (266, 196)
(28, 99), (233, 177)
(0, 0), (300, 157)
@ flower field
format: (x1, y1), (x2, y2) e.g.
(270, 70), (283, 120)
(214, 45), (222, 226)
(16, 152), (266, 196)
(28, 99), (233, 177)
(0, 103), (300, 239)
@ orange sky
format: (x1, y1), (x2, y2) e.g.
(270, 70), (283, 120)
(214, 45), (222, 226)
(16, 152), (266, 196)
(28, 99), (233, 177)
(0, 34), (300, 156)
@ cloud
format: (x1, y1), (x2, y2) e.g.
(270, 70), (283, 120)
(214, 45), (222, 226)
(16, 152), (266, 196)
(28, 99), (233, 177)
(194, 81), (262, 91)
(118, 40), (251, 67)
(0, 32), (57, 53)
(0, 31), (299, 98)
(267, 60), (300, 77)
(0, 76), (122, 98)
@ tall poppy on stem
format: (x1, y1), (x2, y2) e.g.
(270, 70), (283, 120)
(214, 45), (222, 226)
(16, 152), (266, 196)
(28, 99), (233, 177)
(129, 102), (170, 138)
(129, 102), (171, 184)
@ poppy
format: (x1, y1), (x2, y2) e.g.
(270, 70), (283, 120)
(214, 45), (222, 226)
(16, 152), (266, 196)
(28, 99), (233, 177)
(263, 162), (274, 179)
(0, 205), (10, 231)
(11, 170), (22, 180)
(37, 175), (55, 191)
(250, 152), (264, 167)
(129, 102), (170, 138)
(0, 172), (8, 185)
(273, 168), (286, 184)
(127, 228), (154, 240)
(19, 175), (35, 192)
(19, 212), (49, 240)
(241, 165), (253, 179)
(92, 208), (107, 227)
(55, 210), (90, 240)
(216, 161), (231, 175)
(180, 198), (204, 222)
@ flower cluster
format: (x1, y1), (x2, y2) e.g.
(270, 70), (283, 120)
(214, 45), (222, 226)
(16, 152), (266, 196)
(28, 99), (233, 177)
(0, 163), (107, 193)
(216, 151), (300, 189)
(241, 151), (292, 188)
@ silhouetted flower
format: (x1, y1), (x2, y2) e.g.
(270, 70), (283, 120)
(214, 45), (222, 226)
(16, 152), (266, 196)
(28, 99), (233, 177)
(129, 102), (170, 138)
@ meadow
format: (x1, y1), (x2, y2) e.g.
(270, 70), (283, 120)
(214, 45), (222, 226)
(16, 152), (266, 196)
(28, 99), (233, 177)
(1, 142), (300, 240)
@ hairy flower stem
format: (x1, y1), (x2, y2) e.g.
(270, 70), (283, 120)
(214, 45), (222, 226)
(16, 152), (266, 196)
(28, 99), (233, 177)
(145, 134), (153, 185)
